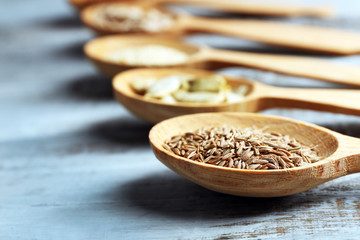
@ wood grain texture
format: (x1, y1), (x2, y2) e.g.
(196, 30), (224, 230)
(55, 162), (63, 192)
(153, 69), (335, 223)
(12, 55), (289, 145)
(80, 3), (346, 53)
(85, 34), (360, 85)
(179, 16), (360, 54)
(2, 0), (360, 239)
(149, 112), (360, 197)
(72, 0), (334, 17)
(113, 67), (360, 123)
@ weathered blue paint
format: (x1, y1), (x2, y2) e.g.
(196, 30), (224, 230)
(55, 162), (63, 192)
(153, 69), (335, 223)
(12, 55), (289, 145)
(1, 0), (360, 239)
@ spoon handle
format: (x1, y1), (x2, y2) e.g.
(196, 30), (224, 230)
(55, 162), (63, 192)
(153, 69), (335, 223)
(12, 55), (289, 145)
(203, 48), (360, 86)
(156, 0), (334, 18)
(180, 16), (360, 55)
(334, 135), (360, 174)
(259, 87), (360, 116)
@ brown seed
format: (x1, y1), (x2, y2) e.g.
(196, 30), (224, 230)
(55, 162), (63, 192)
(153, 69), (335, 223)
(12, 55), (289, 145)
(164, 126), (319, 170)
(267, 163), (278, 169)
(228, 159), (234, 168)
(173, 148), (181, 155)
(218, 160), (227, 167)
(163, 144), (173, 152)
(253, 159), (269, 165)
(170, 136), (182, 142)
(259, 165), (269, 170)
(278, 157), (287, 169)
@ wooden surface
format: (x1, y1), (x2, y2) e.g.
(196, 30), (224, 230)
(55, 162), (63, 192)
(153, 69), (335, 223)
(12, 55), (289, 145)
(1, 0), (360, 239)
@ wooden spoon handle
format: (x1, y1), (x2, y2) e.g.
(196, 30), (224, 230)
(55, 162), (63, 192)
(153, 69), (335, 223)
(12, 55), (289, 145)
(156, 0), (334, 17)
(180, 16), (360, 54)
(260, 87), (360, 116)
(203, 48), (360, 86)
(334, 135), (360, 174)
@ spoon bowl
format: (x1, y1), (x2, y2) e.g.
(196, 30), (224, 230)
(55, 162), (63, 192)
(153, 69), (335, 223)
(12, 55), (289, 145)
(84, 35), (206, 77)
(113, 67), (360, 123)
(149, 112), (360, 197)
(80, 2), (179, 35)
(113, 68), (255, 123)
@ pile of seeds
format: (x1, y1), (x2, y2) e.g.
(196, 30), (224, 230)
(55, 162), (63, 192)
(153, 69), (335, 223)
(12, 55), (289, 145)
(131, 74), (248, 104)
(93, 4), (174, 33)
(163, 127), (320, 170)
(106, 45), (189, 66)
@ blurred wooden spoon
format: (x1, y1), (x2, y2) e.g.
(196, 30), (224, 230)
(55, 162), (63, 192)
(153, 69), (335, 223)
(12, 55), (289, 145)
(85, 35), (360, 85)
(70, 0), (334, 18)
(79, 2), (354, 54)
(149, 112), (360, 197)
(113, 67), (360, 123)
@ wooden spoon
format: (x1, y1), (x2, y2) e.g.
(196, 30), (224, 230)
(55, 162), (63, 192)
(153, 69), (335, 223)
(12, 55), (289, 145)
(113, 67), (360, 123)
(80, 3), (355, 54)
(85, 35), (360, 85)
(70, 0), (334, 18)
(149, 112), (360, 197)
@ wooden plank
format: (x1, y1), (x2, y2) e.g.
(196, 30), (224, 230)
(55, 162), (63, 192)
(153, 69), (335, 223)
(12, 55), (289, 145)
(1, 0), (360, 239)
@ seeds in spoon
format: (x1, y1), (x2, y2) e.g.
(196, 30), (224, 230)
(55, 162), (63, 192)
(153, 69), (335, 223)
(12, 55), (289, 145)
(106, 45), (189, 66)
(163, 127), (320, 170)
(92, 4), (174, 33)
(130, 74), (249, 104)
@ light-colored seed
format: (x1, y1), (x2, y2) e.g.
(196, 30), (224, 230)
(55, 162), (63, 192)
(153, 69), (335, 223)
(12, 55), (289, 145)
(218, 161), (227, 167)
(236, 147), (243, 156)
(242, 162), (248, 169)
(228, 159), (234, 168)
(234, 160), (239, 167)
(222, 152), (234, 159)
(254, 148), (260, 156)
(209, 148), (217, 156)
(267, 163), (278, 169)
(187, 151), (196, 159)
(204, 156), (214, 163)
(253, 159), (269, 165)
(241, 149), (254, 161)
(249, 164), (261, 170)
(163, 144), (173, 152)
(263, 141), (282, 148)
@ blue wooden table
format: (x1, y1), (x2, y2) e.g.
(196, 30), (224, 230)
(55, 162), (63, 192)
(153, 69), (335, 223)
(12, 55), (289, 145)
(1, 0), (360, 239)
